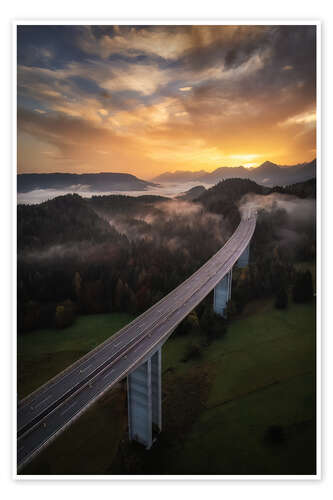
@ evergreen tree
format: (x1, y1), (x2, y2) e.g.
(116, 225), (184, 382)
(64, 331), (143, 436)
(292, 271), (314, 303)
(275, 287), (288, 309)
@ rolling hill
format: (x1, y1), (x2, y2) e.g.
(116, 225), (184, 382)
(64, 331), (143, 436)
(17, 172), (158, 193)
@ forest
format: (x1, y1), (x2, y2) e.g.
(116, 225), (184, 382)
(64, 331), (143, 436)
(17, 178), (316, 333)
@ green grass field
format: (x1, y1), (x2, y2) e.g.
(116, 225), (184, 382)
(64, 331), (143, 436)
(107, 296), (316, 475)
(18, 313), (134, 399)
(20, 287), (316, 475)
(164, 297), (316, 475)
(19, 313), (134, 475)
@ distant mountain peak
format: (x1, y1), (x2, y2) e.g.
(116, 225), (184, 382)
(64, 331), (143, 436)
(152, 159), (316, 188)
(258, 161), (279, 168)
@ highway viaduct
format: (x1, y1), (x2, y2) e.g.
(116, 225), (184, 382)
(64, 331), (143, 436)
(17, 213), (256, 471)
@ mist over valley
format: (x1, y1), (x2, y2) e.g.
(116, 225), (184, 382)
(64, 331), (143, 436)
(17, 159), (316, 205)
(18, 177), (316, 333)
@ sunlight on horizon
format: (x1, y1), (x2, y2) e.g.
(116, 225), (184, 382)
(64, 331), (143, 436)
(17, 25), (316, 177)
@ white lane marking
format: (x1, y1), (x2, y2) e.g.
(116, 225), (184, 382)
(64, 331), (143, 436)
(103, 370), (114, 379)
(60, 401), (77, 416)
(34, 394), (52, 410)
(19, 233), (250, 418)
(20, 254), (245, 423)
(80, 364), (92, 373)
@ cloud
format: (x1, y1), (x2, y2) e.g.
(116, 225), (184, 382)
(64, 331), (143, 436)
(100, 63), (170, 96)
(175, 25), (272, 73)
(77, 26), (195, 60)
(17, 25), (317, 176)
(279, 110), (316, 128)
(108, 97), (188, 132)
(17, 107), (134, 173)
(18, 59), (171, 117)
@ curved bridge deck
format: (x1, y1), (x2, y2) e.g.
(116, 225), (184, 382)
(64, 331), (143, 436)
(17, 215), (256, 470)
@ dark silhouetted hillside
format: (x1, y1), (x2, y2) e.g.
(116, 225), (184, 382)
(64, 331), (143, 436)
(17, 172), (157, 193)
(176, 186), (207, 201)
(153, 159), (316, 187)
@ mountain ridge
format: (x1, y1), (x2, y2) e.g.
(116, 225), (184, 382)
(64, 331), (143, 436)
(153, 159), (316, 187)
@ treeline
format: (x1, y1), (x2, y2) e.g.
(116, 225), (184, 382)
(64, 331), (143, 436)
(271, 178), (316, 199)
(196, 178), (267, 229)
(225, 202), (315, 315)
(18, 193), (127, 251)
(18, 238), (210, 332)
(18, 195), (225, 332)
(195, 176), (315, 224)
(226, 253), (314, 318)
(17, 178), (316, 333)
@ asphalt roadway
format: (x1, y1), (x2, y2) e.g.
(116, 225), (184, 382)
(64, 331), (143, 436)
(17, 215), (256, 471)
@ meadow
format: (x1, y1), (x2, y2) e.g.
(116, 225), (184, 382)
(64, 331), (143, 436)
(20, 291), (316, 475)
(17, 313), (134, 399)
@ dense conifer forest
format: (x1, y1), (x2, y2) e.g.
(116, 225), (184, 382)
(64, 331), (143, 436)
(17, 178), (316, 333)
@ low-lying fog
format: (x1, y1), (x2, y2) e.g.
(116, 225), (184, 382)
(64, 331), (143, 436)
(17, 182), (211, 205)
(239, 192), (316, 224)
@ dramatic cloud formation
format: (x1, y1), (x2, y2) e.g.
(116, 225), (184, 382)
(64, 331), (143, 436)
(17, 25), (316, 177)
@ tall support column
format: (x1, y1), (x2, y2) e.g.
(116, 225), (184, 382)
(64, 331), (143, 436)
(151, 348), (162, 433)
(213, 269), (232, 317)
(237, 243), (250, 268)
(228, 267), (232, 300)
(127, 358), (153, 449)
(127, 347), (162, 449)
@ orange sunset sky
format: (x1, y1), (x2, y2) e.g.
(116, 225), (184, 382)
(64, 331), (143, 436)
(17, 25), (316, 179)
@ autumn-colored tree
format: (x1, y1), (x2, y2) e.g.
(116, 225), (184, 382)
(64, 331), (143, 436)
(55, 299), (76, 329)
(176, 310), (200, 336)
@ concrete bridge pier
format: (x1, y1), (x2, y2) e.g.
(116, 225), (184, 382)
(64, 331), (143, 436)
(213, 269), (232, 317)
(237, 243), (250, 268)
(127, 348), (162, 449)
(228, 266), (232, 299)
(151, 348), (162, 433)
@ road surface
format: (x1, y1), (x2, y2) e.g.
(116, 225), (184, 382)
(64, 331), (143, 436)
(17, 214), (256, 471)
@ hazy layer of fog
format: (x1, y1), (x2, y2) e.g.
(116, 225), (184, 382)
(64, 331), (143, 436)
(105, 199), (226, 249)
(20, 242), (107, 261)
(19, 198), (228, 273)
(17, 182), (212, 205)
(239, 192), (315, 255)
(239, 192), (315, 224)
